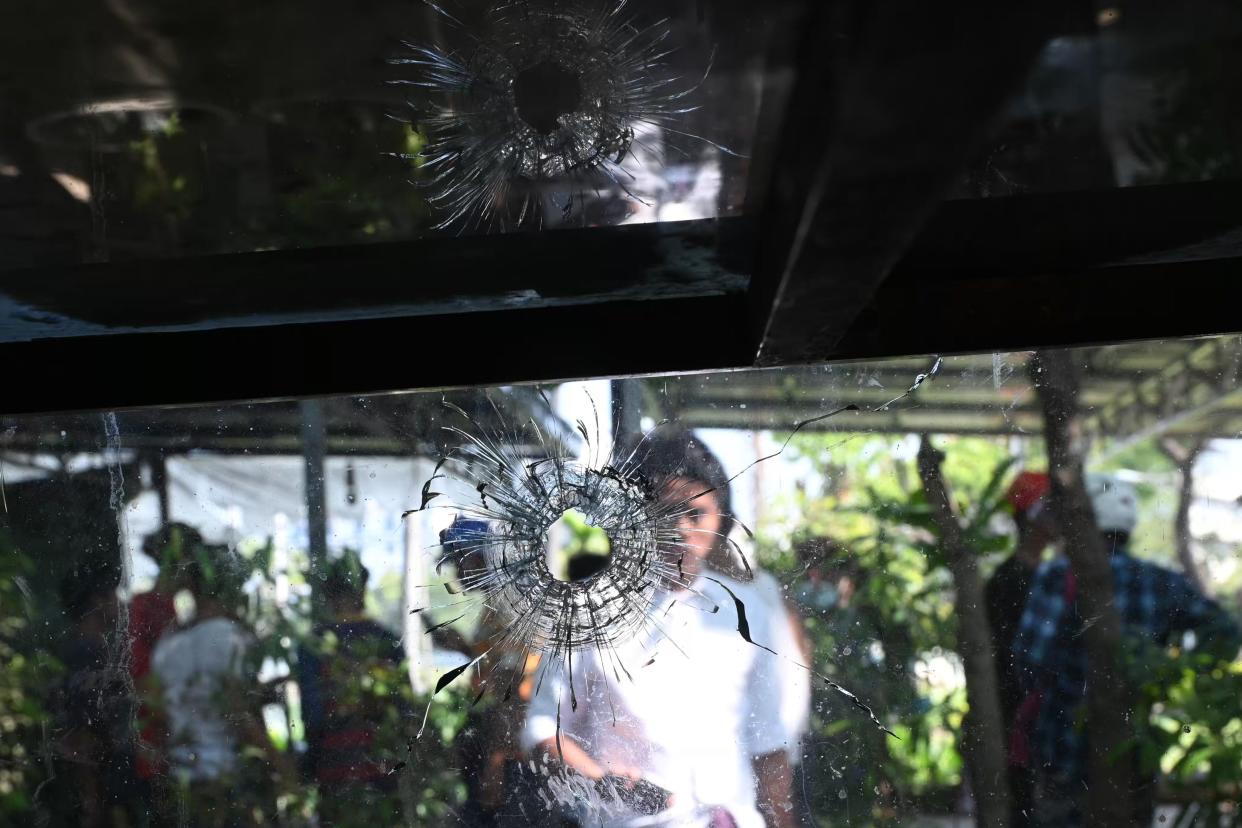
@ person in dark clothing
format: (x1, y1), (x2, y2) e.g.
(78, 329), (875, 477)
(53, 564), (146, 828)
(131, 523), (203, 782)
(440, 516), (566, 828)
(984, 470), (1057, 828)
(1013, 474), (1240, 828)
(296, 551), (406, 826)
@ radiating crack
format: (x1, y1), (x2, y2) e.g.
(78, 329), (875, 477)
(404, 360), (947, 749)
(391, 0), (735, 230)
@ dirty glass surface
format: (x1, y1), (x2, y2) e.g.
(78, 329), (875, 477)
(2, 336), (1241, 827)
(0, 0), (789, 345)
(0, 0), (784, 275)
(957, 0), (1242, 196)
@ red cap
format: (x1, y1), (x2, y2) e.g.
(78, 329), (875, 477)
(1005, 471), (1050, 514)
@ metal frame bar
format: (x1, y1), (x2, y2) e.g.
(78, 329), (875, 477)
(3, 7), (1242, 417)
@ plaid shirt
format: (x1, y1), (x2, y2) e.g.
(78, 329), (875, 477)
(1011, 551), (1239, 785)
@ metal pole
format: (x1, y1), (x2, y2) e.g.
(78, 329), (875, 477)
(151, 452), (170, 526)
(300, 399), (329, 617)
(610, 378), (643, 449)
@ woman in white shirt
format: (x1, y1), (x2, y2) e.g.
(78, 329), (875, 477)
(521, 428), (803, 828)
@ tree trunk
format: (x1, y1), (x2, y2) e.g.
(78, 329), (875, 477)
(1160, 437), (1208, 594)
(1030, 350), (1132, 827)
(916, 437), (1010, 828)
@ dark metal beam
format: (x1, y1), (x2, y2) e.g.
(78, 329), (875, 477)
(0, 217), (751, 342)
(903, 181), (1242, 272)
(0, 293), (753, 416)
(749, 0), (1083, 365)
(1093, 337), (1242, 455)
(2, 182), (1241, 421)
(829, 257), (1242, 361)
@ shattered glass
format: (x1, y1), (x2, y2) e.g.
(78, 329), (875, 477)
(392, 0), (744, 231)
(2, 338), (1241, 826)
(0, 0), (778, 277)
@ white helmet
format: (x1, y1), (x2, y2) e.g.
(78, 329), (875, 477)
(1085, 473), (1138, 534)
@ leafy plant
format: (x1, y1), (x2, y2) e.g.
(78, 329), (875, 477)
(763, 433), (1016, 824)
(1132, 646), (1242, 825)
(0, 531), (61, 818)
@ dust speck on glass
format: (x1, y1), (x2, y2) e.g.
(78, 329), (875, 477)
(2, 337), (1240, 827)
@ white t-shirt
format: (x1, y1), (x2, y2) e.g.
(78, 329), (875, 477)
(522, 573), (802, 828)
(751, 570), (812, 763)
(151, 617), (251, 780)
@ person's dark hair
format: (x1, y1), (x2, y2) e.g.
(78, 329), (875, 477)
(180, 543), (247, 613)
(1101, 530), (1130, 552)
(566, 552), (609, 582)
(323, 552), (369, 610)
(183, 554), (211, 598)
(142, 522), (205, 562)
(1011, 508), (1030, 536)
(619, 425), (735, 561)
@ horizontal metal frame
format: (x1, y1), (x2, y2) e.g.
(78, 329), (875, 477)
(0, 217), (752, 338)
(4, 187), (1242, 417)
(3, 1), (1242, 416)
(0, 293), (754, 416)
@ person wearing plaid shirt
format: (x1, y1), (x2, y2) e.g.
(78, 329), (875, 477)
(1012, 474), (1240, 826)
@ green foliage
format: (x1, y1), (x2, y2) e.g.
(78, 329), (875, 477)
(135, 534), (467, 825)
(295, 629), (469, 827)
(559, 508), (613, 556)
(0, 531), (61, 818)
(765, 433), (1016, 823)
(1142, 652), (1242, 787)
(127, 112), (198, 224)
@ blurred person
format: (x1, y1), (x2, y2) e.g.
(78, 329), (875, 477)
(752, 567), (812, 828)
(51, 563), (145, 827)
(984, 471), (1057, 828)
(295, 550), (406, 825)
(753, 567), (812, 768)
(1013, 473), (1241, 827)
(788, 539), (893, 823)
(149, 543), (281, 826)
(791, 538), (858, 615)
(131, 523), (203, 780)
(132, 523), (203, 678)
(443, 516), (567, 827)
(445, 518), (536, 826)
(522, 426), (802, 828)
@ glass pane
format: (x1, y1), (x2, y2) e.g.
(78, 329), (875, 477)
(0, 0), (782, 274)
(2, 336), (1240, 826)
(957, 0), (1242, 196)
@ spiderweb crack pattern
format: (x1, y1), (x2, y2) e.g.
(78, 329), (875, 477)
(403, 360), (950, 751)
(391, 0), (734, 230)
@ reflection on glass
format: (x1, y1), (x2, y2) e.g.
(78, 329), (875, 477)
(958, 0), (1242, 196)
(0, 0), (764, 274)
(393, 1), (733, 232)
(1, 337), (1240, 827)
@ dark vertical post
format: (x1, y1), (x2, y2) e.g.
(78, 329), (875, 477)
(1031, 349), (1131, 827)
(301, 399), (329, 616)
(1161, 437), (1208, 593)
(917, 437), (1011, 828)
(151, 452), (170, 526)
(610, 379), (643, 448)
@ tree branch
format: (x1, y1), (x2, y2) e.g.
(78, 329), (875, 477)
(1160, 437), (1208, 594)
(1030, 349), (1132, 827)
(916, 436), (1010, 828)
